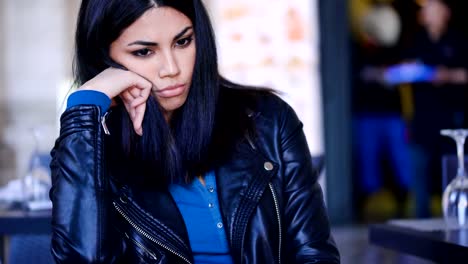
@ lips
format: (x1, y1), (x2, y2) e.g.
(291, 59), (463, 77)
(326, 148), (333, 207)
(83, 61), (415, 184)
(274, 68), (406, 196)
(155, 84), (186, 98)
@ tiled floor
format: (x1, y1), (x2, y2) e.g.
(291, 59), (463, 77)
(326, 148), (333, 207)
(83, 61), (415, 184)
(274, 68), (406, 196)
(332, 225), (436, 264)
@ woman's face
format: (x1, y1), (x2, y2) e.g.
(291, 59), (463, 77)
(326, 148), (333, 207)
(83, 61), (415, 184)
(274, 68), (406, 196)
(110, 7), (196, 120)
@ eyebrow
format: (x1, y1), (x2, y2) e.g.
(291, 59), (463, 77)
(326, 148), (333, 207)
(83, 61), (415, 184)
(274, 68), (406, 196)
(127, 26), (193, 47)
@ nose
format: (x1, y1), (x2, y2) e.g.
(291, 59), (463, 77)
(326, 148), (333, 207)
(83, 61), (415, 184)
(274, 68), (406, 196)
(159, 50), (180, 78)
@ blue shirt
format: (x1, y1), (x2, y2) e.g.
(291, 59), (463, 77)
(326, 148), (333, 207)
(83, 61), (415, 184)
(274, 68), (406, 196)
(169, 171), (233, 264)
(67, 90), (234, 264)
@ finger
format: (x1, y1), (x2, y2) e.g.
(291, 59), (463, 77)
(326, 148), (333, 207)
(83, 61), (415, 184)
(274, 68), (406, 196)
(128, 83), (151, 107)
(128, 72), (153, 91)
(121, 88), (147, 136)
(128, 86), (141, 98)
(130, 96), (148, 108)
(130, 88), (151, 108)
(133, 103), (146, 136)
(128, 87), (143, 105)
(134, 100), (147, 134)
(121, 90), (135, 102)
(119, 93), (135, 119)
(140, 84), (151, 98)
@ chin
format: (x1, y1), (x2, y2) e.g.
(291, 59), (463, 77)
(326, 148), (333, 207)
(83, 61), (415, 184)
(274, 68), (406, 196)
(159, 97), (188, 114)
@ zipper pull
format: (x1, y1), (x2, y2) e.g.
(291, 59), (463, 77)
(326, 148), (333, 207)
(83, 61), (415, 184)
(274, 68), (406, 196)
(245, 131), (257, 150)
(101, 111), (111, 135)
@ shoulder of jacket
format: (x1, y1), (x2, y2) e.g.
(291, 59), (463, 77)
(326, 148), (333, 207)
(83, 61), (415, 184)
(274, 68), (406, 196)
(230, 89), (294, 121)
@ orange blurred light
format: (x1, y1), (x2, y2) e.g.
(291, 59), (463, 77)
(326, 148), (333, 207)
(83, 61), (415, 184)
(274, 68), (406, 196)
(415, 0), (427, 7)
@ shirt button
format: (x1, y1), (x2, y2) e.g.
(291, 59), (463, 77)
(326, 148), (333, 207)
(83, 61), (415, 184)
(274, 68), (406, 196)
(208, 187), (214, 193)
(208, 203), (214, 208)
(264, 161), (274, 171)
(217, 222), (223, 229)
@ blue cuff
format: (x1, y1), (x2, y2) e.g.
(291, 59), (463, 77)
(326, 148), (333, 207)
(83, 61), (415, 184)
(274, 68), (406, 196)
(67, 90), (111, 114)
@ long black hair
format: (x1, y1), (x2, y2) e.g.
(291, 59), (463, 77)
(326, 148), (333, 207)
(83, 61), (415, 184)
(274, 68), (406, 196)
(74, 0), (264, 187)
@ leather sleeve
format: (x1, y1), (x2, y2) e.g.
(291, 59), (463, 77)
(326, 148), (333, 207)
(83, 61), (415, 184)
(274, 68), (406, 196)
(279, 104), (340, 264)
(49, 105), (122, 263)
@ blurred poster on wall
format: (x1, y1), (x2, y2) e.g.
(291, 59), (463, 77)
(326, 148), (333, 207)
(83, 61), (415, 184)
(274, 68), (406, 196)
(207, 0), (324, 157)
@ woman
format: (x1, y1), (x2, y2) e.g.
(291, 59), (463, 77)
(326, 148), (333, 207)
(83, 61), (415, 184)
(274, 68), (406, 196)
(50, 0), (340, 263)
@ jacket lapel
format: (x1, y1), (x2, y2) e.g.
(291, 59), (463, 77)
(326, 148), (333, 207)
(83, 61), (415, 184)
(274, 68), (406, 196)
(114, 187), (194, 262)
(215, 137), (278, 263)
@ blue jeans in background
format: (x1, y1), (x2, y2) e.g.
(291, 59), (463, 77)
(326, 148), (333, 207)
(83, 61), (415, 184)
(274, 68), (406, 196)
(354, 114), (412, 194)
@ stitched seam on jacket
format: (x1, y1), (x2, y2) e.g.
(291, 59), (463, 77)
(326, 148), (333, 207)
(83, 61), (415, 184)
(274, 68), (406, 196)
(231, 166), (276, 263)
(94, 106), (103, 261)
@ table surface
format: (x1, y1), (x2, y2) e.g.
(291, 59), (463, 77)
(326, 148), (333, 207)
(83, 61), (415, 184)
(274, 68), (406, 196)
(369, 218), (468, 263)
(0, 209), (51, 235)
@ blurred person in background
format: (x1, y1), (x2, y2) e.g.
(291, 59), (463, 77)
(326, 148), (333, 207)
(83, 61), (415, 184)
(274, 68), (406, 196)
(350, 0), (412, 221)
(401, 0), (468, 217)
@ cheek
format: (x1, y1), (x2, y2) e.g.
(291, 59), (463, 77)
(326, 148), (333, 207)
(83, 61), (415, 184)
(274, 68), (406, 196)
(131, 62), (156, 78)
(182, 47), (196, 77)
(119, 58), (156, 80)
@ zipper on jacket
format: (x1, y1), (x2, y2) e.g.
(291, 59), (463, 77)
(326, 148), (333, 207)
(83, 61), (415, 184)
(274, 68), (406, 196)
(269, 183), (282, 264)
(244, 132), (257, 150)
(113, 201), (193, 264)
(124, 232), (159, 261)
(101, 111), (111, 135)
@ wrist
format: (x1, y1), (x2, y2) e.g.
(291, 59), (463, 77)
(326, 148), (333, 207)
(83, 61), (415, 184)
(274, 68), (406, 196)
(79, 85), (108, 97)
(67, 90), (112, 114)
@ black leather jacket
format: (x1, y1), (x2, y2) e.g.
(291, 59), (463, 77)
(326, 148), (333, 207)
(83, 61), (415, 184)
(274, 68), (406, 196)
(50, 92), (340, 263)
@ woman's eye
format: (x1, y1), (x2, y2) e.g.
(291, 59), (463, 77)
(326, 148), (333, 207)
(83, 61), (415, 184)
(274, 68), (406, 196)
(132, 48), (153, 57)
(175, 36), (193, 47)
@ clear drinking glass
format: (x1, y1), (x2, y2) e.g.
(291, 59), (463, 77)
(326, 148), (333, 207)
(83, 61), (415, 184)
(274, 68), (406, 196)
(440, 129), (468, 229)
(22, 126), (52, 207)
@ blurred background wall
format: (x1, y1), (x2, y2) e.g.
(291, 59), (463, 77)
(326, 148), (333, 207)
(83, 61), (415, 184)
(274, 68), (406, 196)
(1, 0), (59, 185)
(0, 0), (83, 186)
(208, 0), (324, 157)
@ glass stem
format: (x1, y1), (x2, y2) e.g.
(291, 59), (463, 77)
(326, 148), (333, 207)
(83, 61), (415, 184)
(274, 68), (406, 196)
(456, 136), (466, 177)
